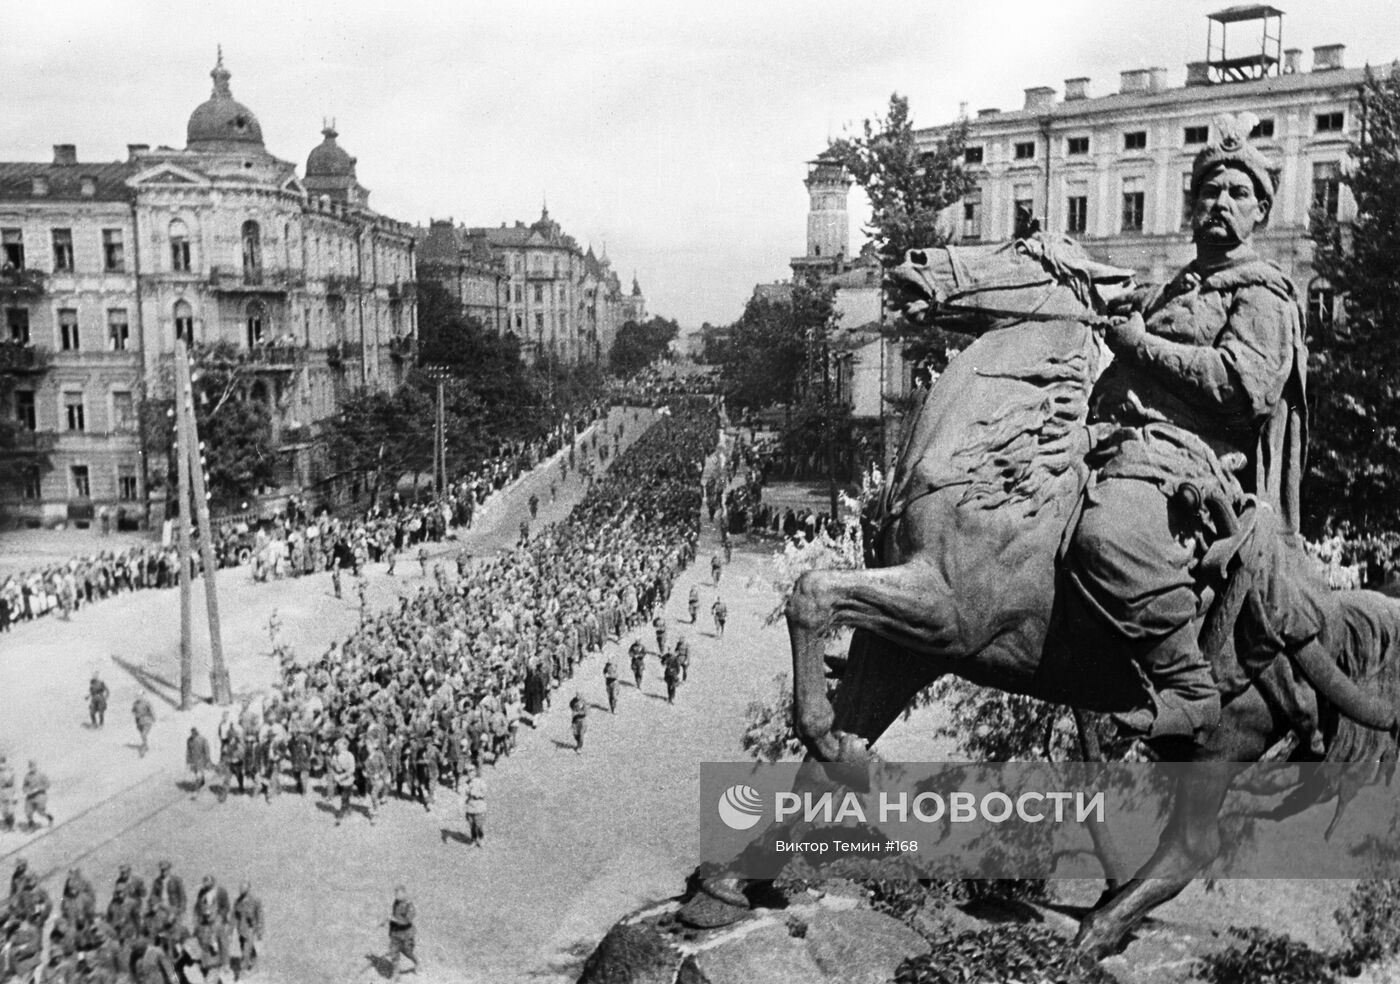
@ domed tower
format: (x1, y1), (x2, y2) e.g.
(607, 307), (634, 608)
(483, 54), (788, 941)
(804, 156), (851, 263)
(304, 119), (368, 205)
(186, 47), (267, 154)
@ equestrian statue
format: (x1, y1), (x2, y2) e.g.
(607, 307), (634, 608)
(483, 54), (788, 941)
(690, 113), (1400, 959)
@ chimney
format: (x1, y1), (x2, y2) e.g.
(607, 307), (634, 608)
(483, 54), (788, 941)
(1119, 69), (1151, 94)
(1064, 77), (1090, 101)
(977, 107), (1001, 118)
(1284, 48), (1303, 74)
(53, 144), (77, 166)
(957, 101), (968, 118)
(127, 144), (148, 161)
(1024, 86), (1056, 111)
(1147, 67), (1169, 92)
(1313, 44), (1345, 71)
(1185, 61), (1211, 86)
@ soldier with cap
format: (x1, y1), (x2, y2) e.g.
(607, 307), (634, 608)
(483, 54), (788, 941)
(1067, 111), (1308, 741)
(711, 598), (728, 638)
(628, 639), (647, 691)
(461, 771), (486, 847)
(0, 754), (15, 832)
(150, 860), (186, 924)
(383, 885), (420, 979)
(22, 759), (53, 829)
(233, 881), (264, 978)
(88, 672), (109, 728)
(602, 655), (619, 714)
(329, 737), (358, 825)
(569, 692), (588, 753)
(186, 726), (212, 794)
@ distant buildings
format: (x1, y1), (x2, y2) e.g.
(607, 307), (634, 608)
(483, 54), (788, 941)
(415, 208), (644, 366)
(0, 51), (416, 526)
(917, 6), (1384, 336)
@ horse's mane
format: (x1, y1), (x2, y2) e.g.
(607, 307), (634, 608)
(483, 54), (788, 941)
(947, 345), (1093, 516)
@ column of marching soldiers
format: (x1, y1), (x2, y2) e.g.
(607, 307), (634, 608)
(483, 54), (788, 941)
(1, 387), (723, 982)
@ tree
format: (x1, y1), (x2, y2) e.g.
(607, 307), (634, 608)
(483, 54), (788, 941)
(140, 342), (276, 509)
(1307, 65), (1400, 536)
(827, 92), (974, 372)
(609, 316), (679, 376)
(718, 293), (805, 412)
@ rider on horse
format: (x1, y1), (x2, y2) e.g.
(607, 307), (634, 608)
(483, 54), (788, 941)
(1067, 112), (1308, 742)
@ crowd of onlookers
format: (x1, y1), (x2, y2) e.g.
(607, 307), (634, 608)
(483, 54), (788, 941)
(2, 858), (260, 984)
(188, 396), (716, 827)
(0, 405), (611, 633)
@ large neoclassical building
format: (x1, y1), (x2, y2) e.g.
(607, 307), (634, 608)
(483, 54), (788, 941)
(0, 52), (416, 526)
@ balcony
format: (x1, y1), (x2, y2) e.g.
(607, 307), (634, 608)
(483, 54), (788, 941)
(0, 341), (47, 374)
(208, 266), (302, 293)
(324, 274), (362, 296)
(4, 430), (58, 454)
(244, 344), (306, 370)
(0, 267), (47, 298)
(326, 340), (363, 368)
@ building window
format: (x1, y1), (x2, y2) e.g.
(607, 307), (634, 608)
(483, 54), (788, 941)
(107, 309), (129, 351)
(6, 307), (29, 344)
(533, 284), (543, 304)
(1066, 190), (1088, 235)
(1267, 167), (1283, 199)
(15, 390), (36, 430)
(1251, 118), (1276, 139)
(246, 300), (266, 347)
(534, 312), (544, 333)
(102, 229), (125, 271)
(113, 391), (135, 432)
(118, 468), (139, 502)
(1121, 176), (1146, 232)
(1184, 125), (1209, 145)
(169, 219), (191, 272)
(1066, 136), (1090, 156)
(962, 189), (983, 240)
(241, 220), (262, 282)
(59, 308), (80, 350)
(1013, 141), (1036, 160)
(514, 313), (523, 329)
(1, 229), (23, 270)
(52, 228), (74, 272)
(64, 391), (85, 432)
(963, 146), (984, 165)
(1312, 162), (1341, 218)
(173, 300), (194, 344)
(71, 465), (90, 499)
(1123, 130), (1148, 151)
(512, 284), (522, 304)
(21, 468), (40, 501)
(1307, 283), (1336, 338)
(1012, 183), (1035, 233)
(1315, 111), (1345, 134)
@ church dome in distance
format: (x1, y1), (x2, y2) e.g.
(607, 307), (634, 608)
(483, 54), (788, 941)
(306, 122), (356, 177)
(186, 47), (265, 151)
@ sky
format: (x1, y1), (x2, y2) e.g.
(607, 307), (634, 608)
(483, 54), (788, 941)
(3, 1), (1399, 333)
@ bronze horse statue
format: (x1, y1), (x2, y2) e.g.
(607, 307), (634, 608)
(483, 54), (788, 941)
(780, 234), (1400, 957)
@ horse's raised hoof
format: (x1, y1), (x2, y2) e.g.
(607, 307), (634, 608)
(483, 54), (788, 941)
(677, 879), (752, 929)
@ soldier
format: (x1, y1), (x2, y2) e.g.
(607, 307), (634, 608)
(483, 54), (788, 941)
(88, 672), (109, 728)
(629, 639), (647, 690)
(289, 727), (314, 795)
(193, 908), (228, 983)
(219, 728), (246, 801)
(652, 614), (667, 655)
(186, 727), (212, 793)
(233, 881), (264, 979)
(385, 540), (398, 577)
(529, 493), (540, 519)
(417, 546), (429, 577)
(0, 754), (16, 832)
(364, 742), (390, 823)
(602, 656), (619, 714)
(419, 739), (442, 811)
(131, 693), (155, 757)
(330, 737), (357, 825)
(675, 635), (691, 682)
(194, 875), (230, 925)
(331, 562), (343, 599)
(22, 759), (54, 829)
(384, 886), (420, 979)
(687, 585), (700, 624)
(131, 937), (177, 984)
(662, 649), (682, 705)
(113, 863), (147, 910)
(150, 861), (186, 923)
(569, 693), (588, 753)
(711, 598), (728, 638)
(461, 771), (486, 847)
(710, 553), (722, 587)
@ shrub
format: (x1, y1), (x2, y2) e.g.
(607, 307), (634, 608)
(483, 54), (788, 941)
(1196, 927), (1338, 984)
(892, 924), (1115, 984)
(1336, 879), (1400, 972)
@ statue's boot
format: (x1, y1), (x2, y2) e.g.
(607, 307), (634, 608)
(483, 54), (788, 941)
(1111, 620), (1221, 740)
(676, 876), (752, 929)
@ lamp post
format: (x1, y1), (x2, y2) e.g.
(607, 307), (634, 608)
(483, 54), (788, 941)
(421, 364), (453, 496)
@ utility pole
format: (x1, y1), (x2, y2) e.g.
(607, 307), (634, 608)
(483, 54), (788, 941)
(173, 350), (194, 710)
(174, 340), (231, 705)
(422, 365), (451, 497)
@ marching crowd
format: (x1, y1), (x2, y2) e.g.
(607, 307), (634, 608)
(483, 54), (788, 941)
(0, 406), (609, 632)
(2, 858), (260, 984)
(185, 396), (717, 833)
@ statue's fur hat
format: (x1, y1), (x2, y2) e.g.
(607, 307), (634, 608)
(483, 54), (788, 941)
(1190, 111), (1275, 204)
